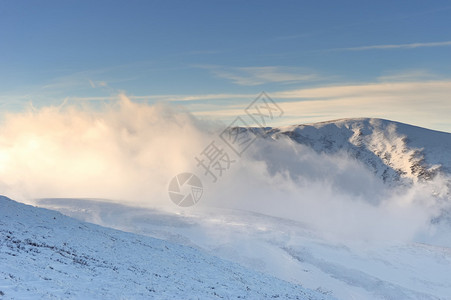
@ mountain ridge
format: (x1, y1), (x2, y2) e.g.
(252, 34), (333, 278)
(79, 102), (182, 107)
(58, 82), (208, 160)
(244, 118), (451, 184)
(283, 118), (450, 134)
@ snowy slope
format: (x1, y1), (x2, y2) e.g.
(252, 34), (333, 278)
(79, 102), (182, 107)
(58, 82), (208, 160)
(36, 197), (451, 300)
(0, 195), (332, 300)
(250, 118), (451, 183)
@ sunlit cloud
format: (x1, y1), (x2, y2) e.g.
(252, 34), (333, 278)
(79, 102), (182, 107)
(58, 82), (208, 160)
(0, 96), (212, 205)
(272, 80), (451, 99)
(191, 80), (451, 132)
(67, 93), (252, 103)
(130, 93), (251, 102)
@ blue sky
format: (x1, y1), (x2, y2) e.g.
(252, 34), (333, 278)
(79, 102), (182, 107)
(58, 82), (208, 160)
(1, 0), (450, 131)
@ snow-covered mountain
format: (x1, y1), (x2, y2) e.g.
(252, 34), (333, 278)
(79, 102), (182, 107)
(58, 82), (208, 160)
(0, 195), (331, 300)
(248, 118), (451, 183)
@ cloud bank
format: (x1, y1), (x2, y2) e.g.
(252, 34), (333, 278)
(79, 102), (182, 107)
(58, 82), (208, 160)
(0, 96), (213, 206)
(0, 96), (449, 245)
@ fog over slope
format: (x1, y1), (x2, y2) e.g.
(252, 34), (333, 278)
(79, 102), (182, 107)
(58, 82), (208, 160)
(0, 196), (331, 299)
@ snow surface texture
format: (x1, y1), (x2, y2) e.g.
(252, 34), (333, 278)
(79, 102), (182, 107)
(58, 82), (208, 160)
(36, 197), (451, 300)
(0, 196), (331, 300)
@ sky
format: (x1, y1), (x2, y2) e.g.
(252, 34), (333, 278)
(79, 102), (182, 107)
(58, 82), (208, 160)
(1, 0), (450, 131)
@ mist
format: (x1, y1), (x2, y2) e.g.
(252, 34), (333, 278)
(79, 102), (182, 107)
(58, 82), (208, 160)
(0, 95), (213, 206)
(0, 95), (449, 245)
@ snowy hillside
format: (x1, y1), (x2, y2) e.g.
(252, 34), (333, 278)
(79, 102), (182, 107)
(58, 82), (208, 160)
(36, 197), (451, 300)
(249, 118), (451, 183)
(0, 195), (331, 300)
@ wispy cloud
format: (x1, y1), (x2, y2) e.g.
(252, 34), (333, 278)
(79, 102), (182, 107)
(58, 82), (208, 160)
(376, 70), (438, 82)
(88, 79), (96, 89)
(89, 80), (108, 88)
(41, 71), (113, 93)
(274, 33), (313, 41)
(335, 41), (451, 51)
(185, 49), (221, 55)
(65, 93), (253, 103)
(273, 80), (451, 131)
(198, 65), (319, 86)
(191, 79), (451, 132)
(14, 77), (451, 133)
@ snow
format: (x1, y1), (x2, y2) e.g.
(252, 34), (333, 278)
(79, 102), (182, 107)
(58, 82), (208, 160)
(34, 197), (451, 300)
(0, 196), (332, 300)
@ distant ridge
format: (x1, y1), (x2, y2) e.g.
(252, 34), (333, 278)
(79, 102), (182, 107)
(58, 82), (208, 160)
(245, 118), (451, 183)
